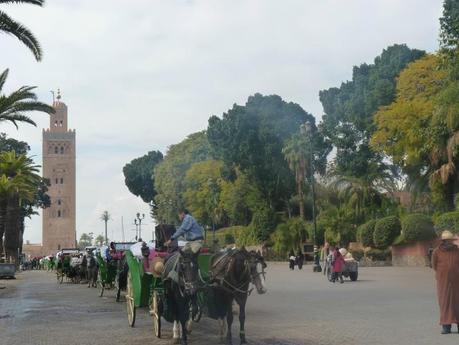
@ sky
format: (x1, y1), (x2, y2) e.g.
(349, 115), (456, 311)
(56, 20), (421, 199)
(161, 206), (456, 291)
(1, 0), (442, 244)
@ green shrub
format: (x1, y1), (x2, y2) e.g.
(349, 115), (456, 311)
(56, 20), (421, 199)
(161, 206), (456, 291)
(373, 216), (401, 248)
(250, 206), (276, 242)
(366, 248), (392, 261)
(350, 249), (364, 261)
(434, 211), (459, 234)
(400, 213), (436, 243)
(224, 233), (235, 245)
(357, 220), (376, 247)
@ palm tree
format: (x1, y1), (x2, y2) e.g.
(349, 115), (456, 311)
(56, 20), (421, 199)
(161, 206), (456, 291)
(0, 69), (54, 128)
(0, 151), (40, 263)
(0, 0), (45, 61)
(100, 211), (110, 245)
(282, 133), (310, 219)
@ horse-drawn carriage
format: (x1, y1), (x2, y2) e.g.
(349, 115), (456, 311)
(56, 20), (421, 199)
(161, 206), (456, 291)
(55, 248), (80, 284)
(94, 242), (136, 299)
(124, 224), (267, 345)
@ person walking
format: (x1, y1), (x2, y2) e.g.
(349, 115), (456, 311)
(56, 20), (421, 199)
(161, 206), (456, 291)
(288, 250), (295, 270)
(432, 230), (459, 334)
(332, 247), (345, 284)
(296, 249), (304, 270)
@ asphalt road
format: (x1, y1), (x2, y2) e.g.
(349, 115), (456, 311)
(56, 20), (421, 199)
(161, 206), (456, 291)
(0, 263), (458, 345)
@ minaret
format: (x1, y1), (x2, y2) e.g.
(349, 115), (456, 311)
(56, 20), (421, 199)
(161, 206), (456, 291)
(42, 90), (76, 254)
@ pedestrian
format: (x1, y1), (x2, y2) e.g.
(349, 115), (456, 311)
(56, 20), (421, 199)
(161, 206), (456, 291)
(332, 247), (345, 284)
(432, 230), (459, 334)
(296, 249), (304, 270)
(321, 242), (330, 274)
(288, 250), (295, 270)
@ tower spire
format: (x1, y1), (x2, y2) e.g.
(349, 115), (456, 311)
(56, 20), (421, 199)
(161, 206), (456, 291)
(57, 88), (62, 101)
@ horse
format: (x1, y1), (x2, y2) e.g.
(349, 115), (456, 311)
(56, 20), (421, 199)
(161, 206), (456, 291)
(210, 248), (267, 345)
(163, 248), (201, 345)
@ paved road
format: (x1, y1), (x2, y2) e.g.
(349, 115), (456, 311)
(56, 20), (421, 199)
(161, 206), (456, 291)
(0, 264), (457, 345)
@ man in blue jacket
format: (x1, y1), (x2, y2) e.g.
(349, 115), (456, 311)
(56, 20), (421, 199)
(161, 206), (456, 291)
(165, 209), (204, 254)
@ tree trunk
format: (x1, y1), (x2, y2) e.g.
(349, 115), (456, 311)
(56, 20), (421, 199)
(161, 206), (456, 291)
(446, 177), (456, 211)
(297, 174), (304, 220)
(0, 198), (6, 259)
(4, 193), (20, 265)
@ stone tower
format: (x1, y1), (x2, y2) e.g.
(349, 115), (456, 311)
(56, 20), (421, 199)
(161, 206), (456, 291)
(42, 91), (76, 254)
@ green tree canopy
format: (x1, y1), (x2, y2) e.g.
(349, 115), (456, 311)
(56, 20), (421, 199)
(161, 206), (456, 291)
(319, 44), (425, 178)
(123, 150), (163, 203)
(154, 131), (212, 224)
(207, 93), (324, 212)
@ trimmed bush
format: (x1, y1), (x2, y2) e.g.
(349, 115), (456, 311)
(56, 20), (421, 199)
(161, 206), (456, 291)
(373, 216), (401, 249)
(366, 248), (392, 261)
(434, 211), (459, 234)
(401, 214), (436, 244)
(350, 249), (364, 261)
(357, 220), (376, 247)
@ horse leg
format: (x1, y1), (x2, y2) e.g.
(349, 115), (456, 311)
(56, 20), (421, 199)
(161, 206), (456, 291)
(180, 314), (188, 345)
(172, 320), (181, 344)
(226, 300), (234, 345)
(219, 318), (226, 343)
(238, 297), (247, 344)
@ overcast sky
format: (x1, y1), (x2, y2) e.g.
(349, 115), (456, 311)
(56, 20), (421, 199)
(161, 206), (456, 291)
(1, 0), (442, 243)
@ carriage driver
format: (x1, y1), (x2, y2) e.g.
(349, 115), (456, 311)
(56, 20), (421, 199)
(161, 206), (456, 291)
(165, 208), (204, 255)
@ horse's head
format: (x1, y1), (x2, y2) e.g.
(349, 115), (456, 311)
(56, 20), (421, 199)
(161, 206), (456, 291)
(178, 249), (200, 296)
(247, 250), (267, 294)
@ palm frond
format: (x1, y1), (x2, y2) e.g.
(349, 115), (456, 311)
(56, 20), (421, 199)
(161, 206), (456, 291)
(0, 11), (42, 61)
(0, 1), (44, 5)
(0, 113), (37, 128)
(0, 69), (8, 91)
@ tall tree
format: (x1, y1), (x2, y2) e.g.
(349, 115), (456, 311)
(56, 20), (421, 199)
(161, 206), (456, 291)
(0, 0), (45, 61)
(0, 69), (55, 128)
(440, 0), (459, 52)
(371, 54), (455, 209)
(100, 211), (110, 245)
(123, 150), (163, 203)
(207, 94), (323, 214)
(154, 131), (212, 224)
(0, 151), (42, 263)
(319, 44), (425, 178)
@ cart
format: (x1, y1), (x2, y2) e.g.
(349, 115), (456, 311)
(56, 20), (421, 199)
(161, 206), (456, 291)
(325, 253), (359, 282)
(55, 248), (80, 284)
(113, 242), (136, 301)
(95, 249), (117, 297)
(125, 225), (213, 339)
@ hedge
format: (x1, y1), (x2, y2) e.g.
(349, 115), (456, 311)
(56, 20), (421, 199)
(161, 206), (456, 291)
(366, 248), (392, 261)
(357, 220), (376, 247)
(400, 213), (436, 244)
(434, 211), (459, 234)
(373, 216), (401, 249)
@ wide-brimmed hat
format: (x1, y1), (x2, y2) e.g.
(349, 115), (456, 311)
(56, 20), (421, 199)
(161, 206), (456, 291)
(150, 257), (165, 277)
(339, 248), (348, 256)
(441, 230), (455, 240)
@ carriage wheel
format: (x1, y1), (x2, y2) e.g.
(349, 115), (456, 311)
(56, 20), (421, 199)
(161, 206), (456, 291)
(97, 271), (105, 297)
(126, 272), (136, 327)
(150, 290), (161, 338)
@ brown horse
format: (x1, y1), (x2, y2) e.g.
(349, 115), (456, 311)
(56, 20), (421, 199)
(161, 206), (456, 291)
(210, 248), (267, 345)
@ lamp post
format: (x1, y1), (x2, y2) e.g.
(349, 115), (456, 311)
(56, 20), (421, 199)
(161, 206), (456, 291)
(134, 219), (139, 241)
(301, 122), (321, 272)
(136, 213), (145, 241)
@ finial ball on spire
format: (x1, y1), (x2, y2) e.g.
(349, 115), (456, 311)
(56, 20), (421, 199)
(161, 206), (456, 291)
(57, 88), (61, 100)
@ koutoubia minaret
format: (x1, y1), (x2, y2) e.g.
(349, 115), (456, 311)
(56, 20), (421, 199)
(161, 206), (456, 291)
(42, 90), (76, 254)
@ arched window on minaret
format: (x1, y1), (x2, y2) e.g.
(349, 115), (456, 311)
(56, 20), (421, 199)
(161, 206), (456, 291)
(60, 146), (64, 154)
(57, 210), (61, 218)
(54, 146), (58, 154)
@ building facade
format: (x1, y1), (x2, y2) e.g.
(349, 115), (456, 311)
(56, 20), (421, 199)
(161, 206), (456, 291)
(41, 93), (76, 254)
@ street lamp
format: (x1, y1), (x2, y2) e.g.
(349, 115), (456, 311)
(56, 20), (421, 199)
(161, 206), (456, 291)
(300, 122), (321, 273)
(136, 213), (145, 241)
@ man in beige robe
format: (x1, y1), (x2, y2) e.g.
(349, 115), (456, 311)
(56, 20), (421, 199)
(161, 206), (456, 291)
(432, 230), (459, 334)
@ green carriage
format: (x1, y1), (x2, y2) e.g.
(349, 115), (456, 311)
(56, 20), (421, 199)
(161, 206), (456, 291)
(55, 248), (80, 284)
(95, 249), (117, 297)
(124, 225), (213, 338)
